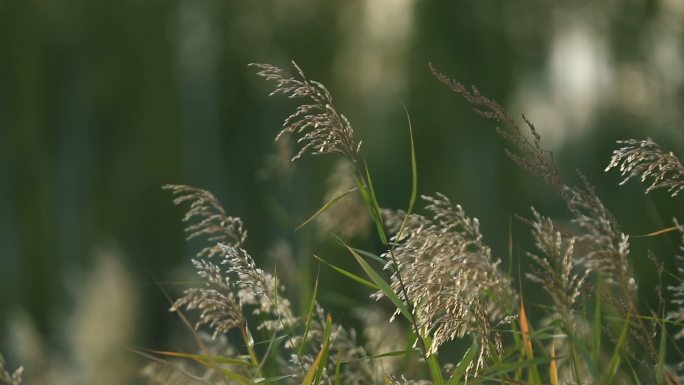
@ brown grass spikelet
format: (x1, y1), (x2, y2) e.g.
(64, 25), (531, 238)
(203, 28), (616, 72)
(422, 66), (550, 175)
(378, 193), (515, 366)
(251, 61), (361, 162)
(429, 63), (563, 193)
(605, 138), (684, 197)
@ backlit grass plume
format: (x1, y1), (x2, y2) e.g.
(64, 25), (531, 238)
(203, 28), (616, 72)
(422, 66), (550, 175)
(135, 61), (684, 385)
(379, 193), (515, 372)
(166, 185), (295, 338)
(251, 61), (361, 162)
(606, 138), (684, 197)
(525, 207), (588, 326)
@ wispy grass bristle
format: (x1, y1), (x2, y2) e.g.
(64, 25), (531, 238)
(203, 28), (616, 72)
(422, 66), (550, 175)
(606, 138), (684, 197)
(250, 61), (361, 162)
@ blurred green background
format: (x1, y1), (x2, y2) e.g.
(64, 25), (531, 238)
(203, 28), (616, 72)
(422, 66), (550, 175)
(1, 0), (683, 383)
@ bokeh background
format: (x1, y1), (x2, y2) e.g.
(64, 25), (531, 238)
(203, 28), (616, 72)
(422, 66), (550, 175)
(1, 0), (684, 383)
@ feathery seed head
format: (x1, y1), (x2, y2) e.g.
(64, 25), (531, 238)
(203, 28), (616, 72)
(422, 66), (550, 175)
(606, 138), (684, 197)
(379, 193), (515, 368)
(251, 62), (361, 162)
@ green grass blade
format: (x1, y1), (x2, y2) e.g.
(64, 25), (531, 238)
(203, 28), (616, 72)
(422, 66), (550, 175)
(591, 283), (602, 362)
(143, 349), (254, 367)
(257, 374), (298, 383)
(394, 103), (418, 244)
(300, 314), (332, 385)
(656, 315), (667, 385)
(296, 187), (359, 231)
(299, 266), (321, 355)
(352, 248), (385, 265)
(360, 159), (388, 245)
(447, 340), (479, 385)
(312, 254), (378, 290)
(334, 352), (342, 385)
(603, 313), (631, 384)
(481, 357), (553, 378)
(339, 238), (411, 321)
(314, 314), (334, 385)
(564, 329), (600, 379)
(422, 336), (445, 385)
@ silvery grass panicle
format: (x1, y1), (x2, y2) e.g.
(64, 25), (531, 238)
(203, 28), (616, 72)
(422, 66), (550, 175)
(526, 207), (589, 327)
(562, 176), (635, 292)
(165, 185), (295, 340)
(431, 63), (638, 296)
(431, 64), (659, 363)
(606, 138), (684, 197)
(0, 355), (22, 385)
(379, 193), (515, 376)
(525, 207), (590, 331)
(163, 185), (247, 256)
(251, 61), (361, 162)
(430, 64), (564, 194)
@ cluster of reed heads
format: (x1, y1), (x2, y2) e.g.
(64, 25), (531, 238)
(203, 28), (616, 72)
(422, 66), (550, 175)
(3, 61), (684, 385)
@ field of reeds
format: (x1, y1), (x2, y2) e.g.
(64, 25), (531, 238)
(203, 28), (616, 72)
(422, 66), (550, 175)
(5, 60), (680, 385)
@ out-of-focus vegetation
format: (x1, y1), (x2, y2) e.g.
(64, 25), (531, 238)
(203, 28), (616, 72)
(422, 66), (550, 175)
(1, 1), (683, 383)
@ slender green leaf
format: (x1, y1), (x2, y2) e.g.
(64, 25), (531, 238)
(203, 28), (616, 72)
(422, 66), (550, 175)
(447, 340), (479, 385)
(361, 159), (388, 244)
(339, 238), (410, 321)
(314, 315), (334, 385)
(656, 315), (667, 385)
(564, 330), (600, 379)
(299, 267), (321, 355)
(394, 103), (418, 244)
(300, 315), (332, 385)
(257, 374), (298, 383)
(481, 357), (553, 378)
(296, 187), (359, 231)
(423, 337), (445, 385)
(352, 248), (385, 265)
(334, 352), (342, 385)
(604, 313), (631, 385)
(144, 349), (254, 367)
(591, 283), (602, 362)
(312, 254), (378, 290)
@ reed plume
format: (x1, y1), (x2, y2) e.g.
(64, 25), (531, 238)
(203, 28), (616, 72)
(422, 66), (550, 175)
(606, 138), (684, 197)
(378, 193), (515, 376)
(251, 61), (361, 162)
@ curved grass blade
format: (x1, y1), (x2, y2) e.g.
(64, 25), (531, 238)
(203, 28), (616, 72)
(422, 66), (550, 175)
(296, 187), (359, 231)
(352, 248), (385, 265)
(359, 159), (388, 245)
(299, 266), (321, 355)
(142, 349), (254, 367)
(446, 340), (479, 385)
(300, 314), (333, 385)
(393, 103), (418, 244)
(338, 237), (411, 321)
(603, 313), (631, 385)
(312, 254), (378, 290)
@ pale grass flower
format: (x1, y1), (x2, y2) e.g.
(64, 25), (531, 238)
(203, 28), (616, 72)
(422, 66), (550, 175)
(606, 138), (684, 196)
(251, 61), (361, 162)
(378, 193), (515, 377)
